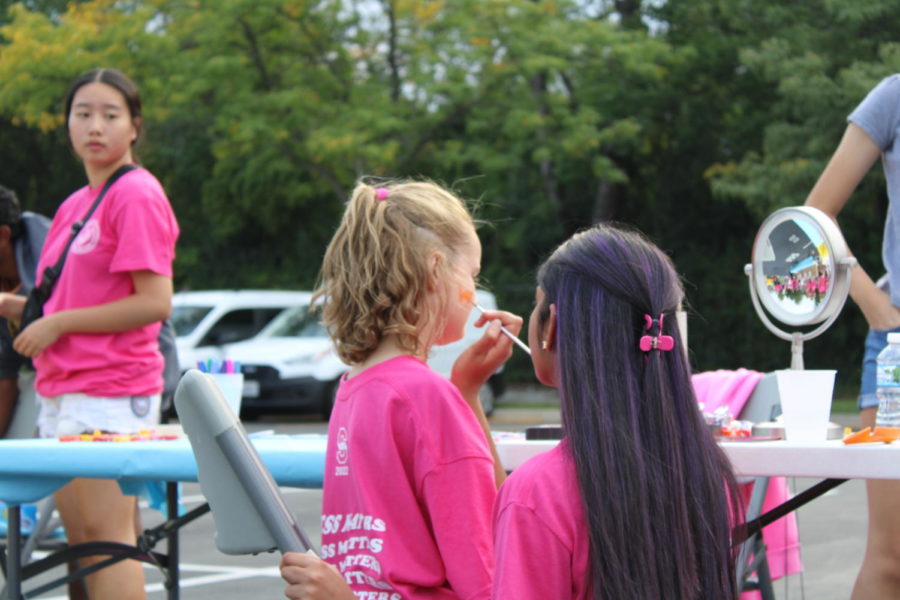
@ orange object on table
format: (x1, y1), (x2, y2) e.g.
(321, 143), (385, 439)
(59, 428), (180, 442)
(872, 427), (900, 443)
(843, 426), (900, 444)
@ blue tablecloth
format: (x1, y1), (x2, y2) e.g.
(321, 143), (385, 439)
(0, 434), (328, 506)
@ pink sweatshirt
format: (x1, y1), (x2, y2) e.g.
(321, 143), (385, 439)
(322, 356), (496, 600)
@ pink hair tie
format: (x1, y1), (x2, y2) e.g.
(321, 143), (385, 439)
(639, 313), (674, 352)
(374, 188), (390, 201)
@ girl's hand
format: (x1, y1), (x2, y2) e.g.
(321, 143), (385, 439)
(865, 293), (900, 330)
(12, 315), (62, 358)
(451, 308), (522, 487)
(849, 265), (900, 330)
(0, 292), (25, 322)
(451, 309), (523, 401)
(280, 552), (354, 600)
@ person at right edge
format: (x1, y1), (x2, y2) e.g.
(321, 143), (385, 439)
(804, 73), (900, 599)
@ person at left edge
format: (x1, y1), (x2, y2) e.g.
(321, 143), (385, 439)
(0, 184), (49, 437)
(10, 68), (179, 600)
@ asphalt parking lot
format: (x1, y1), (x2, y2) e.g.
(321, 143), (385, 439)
(16, 387), (870, 599)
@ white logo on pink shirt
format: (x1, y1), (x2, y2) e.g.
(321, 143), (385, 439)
(335, 426), (349, 476)
(320, 511), (395, 596)
(72, 219), (101, 254)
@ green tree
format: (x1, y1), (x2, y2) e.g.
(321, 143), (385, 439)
(3, 0), (883, 385)
(0, 0), (116, 214)
(672, 0), (900, 382)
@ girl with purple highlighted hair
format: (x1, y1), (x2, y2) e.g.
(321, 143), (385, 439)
(494, 223), (742, 599)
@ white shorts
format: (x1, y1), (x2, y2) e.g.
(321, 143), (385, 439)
(37, 393), (161, 438)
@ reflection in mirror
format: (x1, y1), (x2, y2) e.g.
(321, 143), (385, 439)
(759, 217), (833, 319)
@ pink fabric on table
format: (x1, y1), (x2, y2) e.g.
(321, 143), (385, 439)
(693, 368), (764, 421)
(692, 369), (804, 599)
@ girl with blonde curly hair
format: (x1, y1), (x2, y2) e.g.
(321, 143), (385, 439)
(292, 179), (521, 599)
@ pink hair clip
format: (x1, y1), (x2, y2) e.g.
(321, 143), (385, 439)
(639, 313), (674, 352)
(374, 188), (390, 201)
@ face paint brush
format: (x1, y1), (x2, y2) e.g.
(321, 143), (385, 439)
(460, 290), (532, 356)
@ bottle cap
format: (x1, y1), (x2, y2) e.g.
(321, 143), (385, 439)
(889, 333), (900, 344)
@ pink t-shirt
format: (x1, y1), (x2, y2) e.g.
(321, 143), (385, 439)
(492, 439), (591, 600)
(34, 168), (179, 398)
(322, 355), (496, 600)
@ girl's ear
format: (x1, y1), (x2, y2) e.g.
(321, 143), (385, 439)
(130, 116), (142, 145)
(543, 303), (557, 351)
(426, 251), (443, 292)
(0, 225), (12, 249)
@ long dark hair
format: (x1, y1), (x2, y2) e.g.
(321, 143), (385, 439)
(537, 224), (741, 599)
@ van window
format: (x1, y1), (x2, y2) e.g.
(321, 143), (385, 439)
(171, 305), (213, 336)
(265, 305), (328, 338)
(199, 308), (285, 346)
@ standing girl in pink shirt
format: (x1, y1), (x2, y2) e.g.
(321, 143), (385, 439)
(12, 68), (179, 600)
(283, 180), (520, 599)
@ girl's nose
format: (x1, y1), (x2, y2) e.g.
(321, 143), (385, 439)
(88, 114), (103, 133)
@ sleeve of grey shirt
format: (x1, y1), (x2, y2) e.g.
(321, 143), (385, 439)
(849, 75), (900, 151)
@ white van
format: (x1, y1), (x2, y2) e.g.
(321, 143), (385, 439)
(224, 290), (506, 419)
(170, 290), (312, 373)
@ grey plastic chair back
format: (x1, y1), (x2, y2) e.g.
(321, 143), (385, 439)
(5, 371), (39, 439)
(174, 369), (314, 555)
(737, 373), (782, 423)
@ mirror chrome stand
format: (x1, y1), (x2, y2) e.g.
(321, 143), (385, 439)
(745, 257), (856, 369)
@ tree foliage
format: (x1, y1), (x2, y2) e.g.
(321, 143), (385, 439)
(683, 0), (900, 381)
(0, 0), (895, 386)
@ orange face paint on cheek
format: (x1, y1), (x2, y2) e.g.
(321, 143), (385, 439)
(459, 290), (474, 304)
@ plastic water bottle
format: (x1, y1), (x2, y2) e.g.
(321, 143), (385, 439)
(876, 332), (900, 426)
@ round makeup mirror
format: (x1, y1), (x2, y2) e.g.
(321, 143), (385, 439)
(744, 206), (857, 369)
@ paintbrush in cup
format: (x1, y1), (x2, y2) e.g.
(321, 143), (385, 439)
(461, 290), (532, 355)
